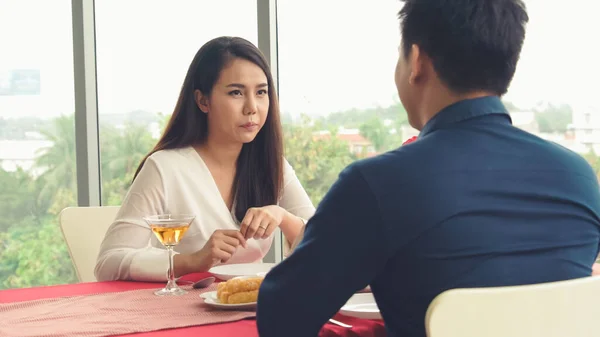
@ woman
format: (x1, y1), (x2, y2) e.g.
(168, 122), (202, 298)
(95, 37), (315, 282)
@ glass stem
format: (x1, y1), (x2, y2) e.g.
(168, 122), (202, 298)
(167, 246), (176, 289)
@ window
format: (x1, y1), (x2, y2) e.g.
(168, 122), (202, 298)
(278, 0), (406, 205)
(278, 0), (600, 203)
(2, 0), (598, 289)
(94, 0), (258, 205)
(506, 0), (599, 175)
(0, 0), (77, 289)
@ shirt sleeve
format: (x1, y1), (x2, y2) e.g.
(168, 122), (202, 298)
(279, 158), (316, 255)
(257, 164), (389, 337)
(94, 156), (171, 282)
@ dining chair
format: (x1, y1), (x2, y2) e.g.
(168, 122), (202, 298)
(425, 276), (600, 337)
(59, 206), (120, 282)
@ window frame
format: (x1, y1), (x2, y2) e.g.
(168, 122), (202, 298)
(71, 0), (283, 262)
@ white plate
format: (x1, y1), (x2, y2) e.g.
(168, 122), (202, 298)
(200, 290), (257, 310)
(209, 263), (276, 280)
(339, 293), (382, 320)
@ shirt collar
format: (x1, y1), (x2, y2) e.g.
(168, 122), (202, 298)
(419, 96), (511, 137)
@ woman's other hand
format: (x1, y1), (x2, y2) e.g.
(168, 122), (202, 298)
(240, 205), (285, 240)
(181, 230), (247, 274)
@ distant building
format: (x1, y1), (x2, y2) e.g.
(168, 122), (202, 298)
(314, 128), (377, 158)
(568, 105), (600, 152)
(0, 139), (51, 176)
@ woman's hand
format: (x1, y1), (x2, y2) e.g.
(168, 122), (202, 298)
(240, 205), (285, 240)
(183, 230), (247, 273)
(593, 263), (600, 276)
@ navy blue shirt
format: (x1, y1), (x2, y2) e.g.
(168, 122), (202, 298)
(257, 97), (600, 337)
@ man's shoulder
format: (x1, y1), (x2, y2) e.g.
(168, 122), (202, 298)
(351, 131), (598, 188)
(336, 143), (426, 199)
(522, 131), (597, 180)
(350, 139), (431, 177)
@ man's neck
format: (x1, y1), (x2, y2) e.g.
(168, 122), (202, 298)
(415, 87), (497, 130)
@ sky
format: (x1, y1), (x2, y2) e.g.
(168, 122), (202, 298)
(0, 0), (599, 119)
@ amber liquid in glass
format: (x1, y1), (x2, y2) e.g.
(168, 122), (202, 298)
(150, 224), (190, 246)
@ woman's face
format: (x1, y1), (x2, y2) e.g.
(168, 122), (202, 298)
(196, 57), (270, 145)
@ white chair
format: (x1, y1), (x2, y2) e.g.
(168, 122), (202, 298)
(59, 206), (120, 282)
(425, 276), (600, 337)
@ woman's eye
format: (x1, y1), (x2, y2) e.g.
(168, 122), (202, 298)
(257, 89), (268, 95)
(228, 90), (242, 96)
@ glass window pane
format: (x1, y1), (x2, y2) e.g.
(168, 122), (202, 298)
(277, 1), (405, 205)
(0, 0), (77, 288)
(278, 0), (600, 205)
(505, 0), (600, 172)
(95, 0), (258, 205)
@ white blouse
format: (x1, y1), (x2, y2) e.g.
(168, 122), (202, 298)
(94, 146), (315, 281)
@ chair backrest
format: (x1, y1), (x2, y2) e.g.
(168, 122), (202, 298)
(425, 276), (600, 337)
(59, 206), (120, 283)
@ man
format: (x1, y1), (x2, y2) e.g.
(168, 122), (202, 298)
(257, 0), (600, 336)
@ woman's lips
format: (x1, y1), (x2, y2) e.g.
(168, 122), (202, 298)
(241, 123), (258, 131)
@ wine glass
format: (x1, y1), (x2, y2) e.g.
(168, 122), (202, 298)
(143, 214), (195, 296)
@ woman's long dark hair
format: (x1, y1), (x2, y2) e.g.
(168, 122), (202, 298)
(133, 36), (284, 221)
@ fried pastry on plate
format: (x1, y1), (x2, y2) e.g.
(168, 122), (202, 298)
(225, 277), (263, 293)
(227, 289), (259, 304)
(216, 276), (263, 304)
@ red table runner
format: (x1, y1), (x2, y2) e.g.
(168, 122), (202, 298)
(0, 283), (256, 337)
(0, 272), (387, 337)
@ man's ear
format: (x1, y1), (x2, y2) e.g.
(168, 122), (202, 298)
(408, 44), (424, 86)
(194, 89), (209, 113)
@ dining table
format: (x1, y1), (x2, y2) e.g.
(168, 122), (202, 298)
(0, 272), (387, 337)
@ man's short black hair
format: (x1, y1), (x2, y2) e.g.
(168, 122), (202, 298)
(398, 0), (529, 95)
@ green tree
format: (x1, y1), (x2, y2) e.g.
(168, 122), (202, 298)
(535, 103), (573, 133)
(102, 175), (132, 206)
(0, 114), (161, 289)
(0, 216), (77, 289)
(157, 112), (171, 134)
(34, 115), (77, 207)
(99, 122), (155, 205)
(359, 117), (388, 151)
(284, 116), (356, 205)
(321, 103), (407, 129)
(0, 168), (40, 232)
(0, 115), (78, 289)
(101, 123), (154, 182)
